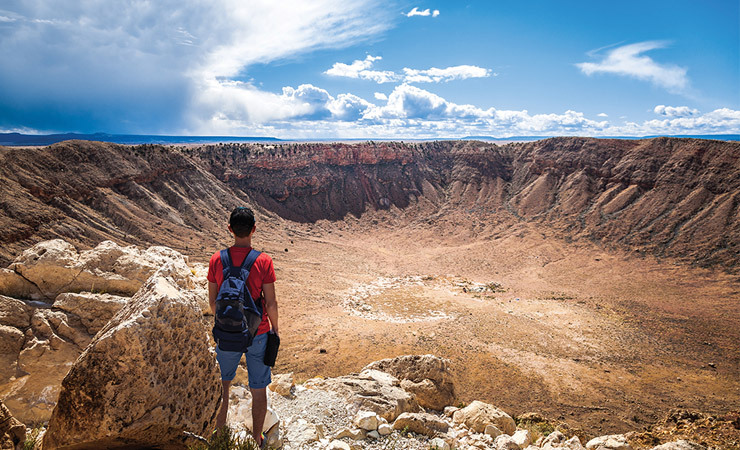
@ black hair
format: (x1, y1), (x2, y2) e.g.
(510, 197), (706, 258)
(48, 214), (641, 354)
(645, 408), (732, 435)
(229, 207), (255, 238)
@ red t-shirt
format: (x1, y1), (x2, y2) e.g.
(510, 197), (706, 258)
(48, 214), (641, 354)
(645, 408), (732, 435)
(207, 246), (276, 335)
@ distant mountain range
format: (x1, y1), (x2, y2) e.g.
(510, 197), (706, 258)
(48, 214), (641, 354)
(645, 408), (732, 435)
(0, 132), (281, 146)
(1, 132), (739, 146)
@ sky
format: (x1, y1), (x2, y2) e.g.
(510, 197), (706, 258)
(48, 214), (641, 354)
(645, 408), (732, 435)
(0, 0), (738, 139)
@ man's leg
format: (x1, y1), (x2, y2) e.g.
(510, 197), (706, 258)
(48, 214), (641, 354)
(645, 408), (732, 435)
(250, 387), (267, 445)
(216, 379), (231, 429)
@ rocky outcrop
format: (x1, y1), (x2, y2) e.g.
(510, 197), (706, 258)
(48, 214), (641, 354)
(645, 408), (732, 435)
(0, 400), (25, 450)
(42, 262), (220, 449)
(8, 239), (193, 301)
(364, 354), (455, 410)
(302, 368), (419, 421)
(452, 400), (516, 435)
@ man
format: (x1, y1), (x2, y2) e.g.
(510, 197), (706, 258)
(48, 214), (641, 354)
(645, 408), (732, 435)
(207, 206), (278, 447)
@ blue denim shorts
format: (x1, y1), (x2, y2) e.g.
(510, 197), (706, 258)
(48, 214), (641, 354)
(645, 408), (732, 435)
(215, 332), (271, 389)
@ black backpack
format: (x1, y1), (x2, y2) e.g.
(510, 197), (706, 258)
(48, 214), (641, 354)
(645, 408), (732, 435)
(212, 248), (264, 352)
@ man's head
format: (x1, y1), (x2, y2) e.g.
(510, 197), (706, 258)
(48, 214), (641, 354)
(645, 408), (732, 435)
(229, 207), (256, 237)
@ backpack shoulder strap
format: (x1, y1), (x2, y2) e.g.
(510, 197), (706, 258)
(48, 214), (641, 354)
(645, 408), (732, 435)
(242, 249), (261, 272)
(219, 248), (234, 279)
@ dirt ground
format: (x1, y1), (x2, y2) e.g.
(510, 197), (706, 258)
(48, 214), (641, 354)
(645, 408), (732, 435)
(197, 205), (740, 441)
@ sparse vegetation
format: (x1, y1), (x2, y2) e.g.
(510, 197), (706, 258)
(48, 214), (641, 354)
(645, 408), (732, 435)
(188, 426), (259, 450)
(23, 427), (43, 450)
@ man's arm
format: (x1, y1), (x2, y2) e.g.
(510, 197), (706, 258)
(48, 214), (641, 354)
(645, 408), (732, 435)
(208, 282), (218, 315)
(262, 282), (278, 335)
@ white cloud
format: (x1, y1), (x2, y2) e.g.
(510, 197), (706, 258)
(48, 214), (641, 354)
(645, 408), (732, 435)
(374, 92), (388, 100)
(402, 65), (491, 83)
(325, 55), (400, 83)
(653, 105), (699, 117)
(576, 41), (688, 92)
(406, 7), (439, 17)
(326, 57), (491, 84)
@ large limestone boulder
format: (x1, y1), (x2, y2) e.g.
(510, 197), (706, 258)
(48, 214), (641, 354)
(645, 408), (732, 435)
(303, 369), (419, 421)
(8, 240), (194, 301)
(452, 400), (516, 435)
(363, 354), (455, 410)
(0, 268), (42, 300)
(42, 263), (221, 449)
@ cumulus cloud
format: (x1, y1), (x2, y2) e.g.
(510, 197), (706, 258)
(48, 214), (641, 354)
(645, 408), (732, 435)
(374, 92), (388, 100)
(326, 57), (491, 84)
(653, 105), (699, 117)
(406, 7), (439, 17)
(576, 41), (688, 92)
(325, 55), (400, 83)
(597, 113), (608, 117)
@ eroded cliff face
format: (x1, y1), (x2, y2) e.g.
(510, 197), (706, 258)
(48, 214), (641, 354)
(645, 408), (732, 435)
(0, 137), (738, 270)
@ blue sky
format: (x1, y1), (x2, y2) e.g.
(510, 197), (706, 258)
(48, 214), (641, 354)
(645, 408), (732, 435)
(0, 0), (738, 138)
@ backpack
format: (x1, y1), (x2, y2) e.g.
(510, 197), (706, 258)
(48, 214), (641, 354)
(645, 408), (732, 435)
(212, 248), (264, 352)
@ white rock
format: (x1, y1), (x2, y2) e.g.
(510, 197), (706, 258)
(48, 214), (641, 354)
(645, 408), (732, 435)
(453, 400), (516, 435)
(444, 406), (459, 417)
(269, 372), (295, 398)
(327, 440), (351, 450)
(430, 437), (451, 450)
(378, 423), (392, 436)
(562, 435), (586, 450)
(650, 440), (706, 450)
(334, 428), (366, 440)
(512, 429), (532, 448)
(585, 434), (632, 450)
(354, 410), (381, 431)
(485, 424), (502, 438)
(285, 418), (324, 446)
(542, 431), (566, 447)
(494, 434), (522, 450)
(367, 430), (380, 440)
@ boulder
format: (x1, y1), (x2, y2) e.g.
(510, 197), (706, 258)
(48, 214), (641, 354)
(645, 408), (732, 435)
(327, 440), (351, 450)
(378, 423), (392, 436)
(562, 436), (587, 450)
(42, 263), (221, 449)
(303, 370), (418, 421)
(485, 424), (502, 438)
(392, 412), (449, 437)
(354, 410), (380, 431)
(0, 324), (24, 383)
(269, 372), (295, 398)
(494, 434), (522, 450)
(9, 240), (194, 301)
(0, 399), (26, 450)
(3, 307), (86, 424)
(0, 295), (33, 329)
(452, 400), (516, 435)
(363, 354), (455, 410)
(512, 429), (532, 448)
(586, 434), (632, 450)
(334, 428), (366, 440)
(0, 268), (42, 300)
(650, 441), (706, 450)
(541, 431), (566, 447)
(52, 292), (128, 335)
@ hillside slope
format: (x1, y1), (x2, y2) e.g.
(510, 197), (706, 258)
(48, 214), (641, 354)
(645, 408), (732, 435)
(0, 137), (738, 269)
